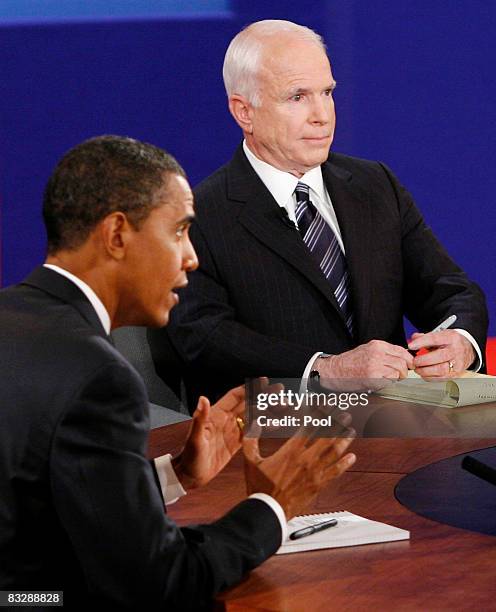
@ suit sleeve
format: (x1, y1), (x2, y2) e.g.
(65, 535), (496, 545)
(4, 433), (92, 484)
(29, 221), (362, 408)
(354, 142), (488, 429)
(50, 360), (281, 610)
(379, 162), (488, 362)
(167, 222), (318, 379)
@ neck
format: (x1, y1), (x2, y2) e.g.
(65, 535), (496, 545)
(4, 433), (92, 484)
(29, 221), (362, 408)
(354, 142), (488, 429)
(244, 138), (307, 178)
(45, 251), (118, 325)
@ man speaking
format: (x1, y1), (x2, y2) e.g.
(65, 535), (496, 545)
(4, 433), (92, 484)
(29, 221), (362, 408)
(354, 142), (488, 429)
(165, 19), (488, 409)
(0, 136), (355, 609)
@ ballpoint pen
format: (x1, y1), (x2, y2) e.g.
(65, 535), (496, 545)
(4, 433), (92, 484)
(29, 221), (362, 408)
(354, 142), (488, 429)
(430, 314), (457, 333)
(410, 314), (458, 356)
(289, 518), (338, 540)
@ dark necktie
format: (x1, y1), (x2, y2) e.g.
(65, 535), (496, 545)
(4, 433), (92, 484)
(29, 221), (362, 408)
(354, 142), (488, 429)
(294, 182), (353, 335)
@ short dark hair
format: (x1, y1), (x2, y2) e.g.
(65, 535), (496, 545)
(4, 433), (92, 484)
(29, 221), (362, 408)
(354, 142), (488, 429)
(43, 135), (186, 254)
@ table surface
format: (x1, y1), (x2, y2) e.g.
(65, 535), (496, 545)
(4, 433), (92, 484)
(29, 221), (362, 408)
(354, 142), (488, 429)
(148, 410), (496, 612)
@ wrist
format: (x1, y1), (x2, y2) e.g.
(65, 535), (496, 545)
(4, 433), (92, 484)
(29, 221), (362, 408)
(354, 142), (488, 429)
(309, 353), (335, 390)
(171, 454), (198, 491)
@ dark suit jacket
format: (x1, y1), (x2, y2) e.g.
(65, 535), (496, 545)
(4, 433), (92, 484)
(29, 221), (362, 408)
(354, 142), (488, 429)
(165, 145), (488, 408)
(0, 266), (281, 610)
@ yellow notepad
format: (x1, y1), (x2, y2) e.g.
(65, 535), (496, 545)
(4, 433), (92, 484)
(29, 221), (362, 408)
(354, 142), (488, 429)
(277, 511), (409, 554)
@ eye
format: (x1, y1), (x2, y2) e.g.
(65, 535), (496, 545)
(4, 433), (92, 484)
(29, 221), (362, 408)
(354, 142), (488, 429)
(291, 93), (304, 102)
(175, 225), (186, 238)
(323, 88), (333, 97)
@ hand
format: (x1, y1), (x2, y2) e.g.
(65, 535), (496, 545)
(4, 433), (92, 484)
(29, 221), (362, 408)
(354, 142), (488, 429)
(243, 430), (355, 520)
(409, 330), (475, 380)
(316, 341), (414, 389)
(173, 385), (245, 490)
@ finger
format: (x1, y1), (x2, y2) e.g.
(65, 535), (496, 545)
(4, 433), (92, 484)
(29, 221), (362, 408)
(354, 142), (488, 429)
(189, 396), (210, 442)
(413, 346), (450, 368)
(408, 330), (453, 351)
(318, 431), (356, 464)
(383, 343), (415, 360)
(414, 362), (452, 379)
(381, 354), (411, 379)
(323, 452), (356, 478)
(276, 434), (311, 458)
(215, 385), (246, 414)
(300, 430), (355, 465)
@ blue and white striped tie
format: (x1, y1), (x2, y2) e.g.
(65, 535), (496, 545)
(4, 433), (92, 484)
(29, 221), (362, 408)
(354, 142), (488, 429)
(295, 182), (353, 335)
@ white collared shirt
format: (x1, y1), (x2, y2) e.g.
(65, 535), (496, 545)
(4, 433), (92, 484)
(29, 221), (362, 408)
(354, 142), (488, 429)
(44, 263), (111, 334)
(243, 140), (345, 252)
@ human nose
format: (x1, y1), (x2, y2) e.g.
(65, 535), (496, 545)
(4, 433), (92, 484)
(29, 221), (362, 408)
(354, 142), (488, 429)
(310, 95), (332, 124)
(183, 235), (199, 272)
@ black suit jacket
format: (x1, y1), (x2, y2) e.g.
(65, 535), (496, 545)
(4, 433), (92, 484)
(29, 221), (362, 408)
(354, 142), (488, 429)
(165, 145), (488, 408)
(0, 267), (281, 610)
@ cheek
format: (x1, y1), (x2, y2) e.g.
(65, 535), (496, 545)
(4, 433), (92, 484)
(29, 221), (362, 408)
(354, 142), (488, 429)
(160, 248), (182, 284)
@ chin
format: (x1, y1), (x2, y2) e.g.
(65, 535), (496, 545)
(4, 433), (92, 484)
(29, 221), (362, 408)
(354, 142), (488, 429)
(143, 309), (170, 329)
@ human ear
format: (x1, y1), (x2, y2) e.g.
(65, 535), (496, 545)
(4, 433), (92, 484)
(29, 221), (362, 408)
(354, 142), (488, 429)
(99, 212), (131, 261)
(228, 95), (254, 134)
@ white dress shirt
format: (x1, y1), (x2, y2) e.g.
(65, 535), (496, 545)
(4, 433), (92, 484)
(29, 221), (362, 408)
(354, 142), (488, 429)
(242, 142), (482, 372)
(43, 264), (288, 542)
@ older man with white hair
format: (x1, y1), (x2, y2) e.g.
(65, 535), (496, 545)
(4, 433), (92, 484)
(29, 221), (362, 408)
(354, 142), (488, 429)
(165, 19), (488, 410)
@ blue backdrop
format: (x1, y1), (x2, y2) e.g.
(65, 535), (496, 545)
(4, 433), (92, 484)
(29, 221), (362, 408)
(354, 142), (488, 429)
(1, 0), (494, 333)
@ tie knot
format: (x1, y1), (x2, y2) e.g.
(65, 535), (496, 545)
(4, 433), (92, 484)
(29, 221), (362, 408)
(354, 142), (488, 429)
(294, 182), (310, 205)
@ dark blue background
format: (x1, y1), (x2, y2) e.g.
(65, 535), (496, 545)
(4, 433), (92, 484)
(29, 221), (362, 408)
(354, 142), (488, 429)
(1, 0), (494, 333)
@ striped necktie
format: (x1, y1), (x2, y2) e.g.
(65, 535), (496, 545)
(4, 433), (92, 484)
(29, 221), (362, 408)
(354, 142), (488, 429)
(294, 182), (353, 335)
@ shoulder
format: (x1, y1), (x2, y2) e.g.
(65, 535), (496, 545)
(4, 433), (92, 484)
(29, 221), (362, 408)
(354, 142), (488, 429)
(193, 160), (231, 207)
(0, 286), (145, 405)
(327, 151), (395, 182)
(326, 152), (407, 204)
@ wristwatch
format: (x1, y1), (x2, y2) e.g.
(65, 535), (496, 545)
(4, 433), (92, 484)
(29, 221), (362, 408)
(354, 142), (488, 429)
(309, 353), (333, 391)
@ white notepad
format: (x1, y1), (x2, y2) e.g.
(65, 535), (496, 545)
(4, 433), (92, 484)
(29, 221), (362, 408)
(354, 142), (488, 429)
(277, 511), (410, 554)
(377, 371), (496, 408)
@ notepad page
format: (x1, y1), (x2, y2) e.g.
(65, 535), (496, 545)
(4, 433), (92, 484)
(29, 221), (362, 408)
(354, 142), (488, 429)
(276, 511), (409, 555)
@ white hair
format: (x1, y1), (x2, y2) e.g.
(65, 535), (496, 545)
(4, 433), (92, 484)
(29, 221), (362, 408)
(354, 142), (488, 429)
(223, 20), (326, 107)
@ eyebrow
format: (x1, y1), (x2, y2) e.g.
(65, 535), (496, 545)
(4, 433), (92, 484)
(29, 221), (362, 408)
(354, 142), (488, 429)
(286, 82), (337, 96)
(177, 214), (195, 226)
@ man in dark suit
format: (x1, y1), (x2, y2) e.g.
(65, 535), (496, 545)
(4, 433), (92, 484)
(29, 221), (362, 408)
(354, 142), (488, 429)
(0, 136), (355, 609)
(165, 19), (488, 410)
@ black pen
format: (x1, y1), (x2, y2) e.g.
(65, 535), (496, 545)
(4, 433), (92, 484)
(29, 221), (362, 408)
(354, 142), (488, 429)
(289, 518), (338, 540)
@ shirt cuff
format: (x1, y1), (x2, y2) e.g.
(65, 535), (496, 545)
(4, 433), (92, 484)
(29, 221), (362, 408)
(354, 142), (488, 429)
(454, 329), (482, 372)
(154, 454), (187, 505)
(249, 493), (288, 545)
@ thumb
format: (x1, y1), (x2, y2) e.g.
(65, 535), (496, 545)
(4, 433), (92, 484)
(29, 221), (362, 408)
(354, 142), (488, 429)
(190, 396), (210, 440)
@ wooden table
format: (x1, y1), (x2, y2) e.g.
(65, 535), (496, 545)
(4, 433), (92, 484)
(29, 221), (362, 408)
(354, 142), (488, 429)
(149, 417), (496, 611)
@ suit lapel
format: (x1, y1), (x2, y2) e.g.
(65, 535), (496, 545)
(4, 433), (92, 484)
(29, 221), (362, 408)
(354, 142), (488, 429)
(21, 266), (110, 340)
(323, 158), (373, 343)
(228, 146), (348, 325)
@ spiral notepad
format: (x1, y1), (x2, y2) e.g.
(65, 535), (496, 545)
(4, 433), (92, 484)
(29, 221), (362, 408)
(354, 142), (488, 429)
(277, 511), (409, 554)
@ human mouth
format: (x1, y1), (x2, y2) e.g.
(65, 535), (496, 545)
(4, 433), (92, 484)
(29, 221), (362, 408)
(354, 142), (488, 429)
(304, 135), (331, 142)
(171, 281), (188, 304)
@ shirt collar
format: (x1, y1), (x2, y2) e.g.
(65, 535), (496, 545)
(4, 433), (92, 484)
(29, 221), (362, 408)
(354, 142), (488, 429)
(43, 264), (111, 334)
(243, 140), (326, 205)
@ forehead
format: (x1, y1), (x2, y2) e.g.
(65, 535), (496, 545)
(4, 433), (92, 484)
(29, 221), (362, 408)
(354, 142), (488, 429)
(259, 36), (332, 89)
(154, 173), (194, 213)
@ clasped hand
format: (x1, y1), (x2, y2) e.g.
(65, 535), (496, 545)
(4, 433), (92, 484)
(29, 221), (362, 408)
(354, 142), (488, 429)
(408, 329), (475, 379)
(315, 333), (474, 388)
